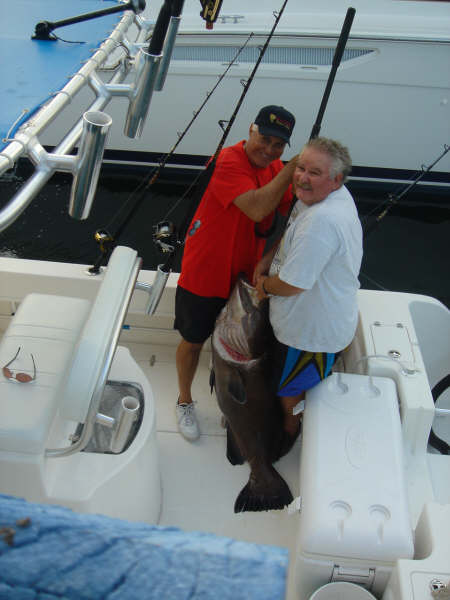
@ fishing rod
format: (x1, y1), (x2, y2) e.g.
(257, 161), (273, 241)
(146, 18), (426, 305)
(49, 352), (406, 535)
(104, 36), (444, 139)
(156, 0), (291, 270)
(255, 6), (356, 240)
(89, 34), (254, 272)
(362, 143), (450, 239)
(309, 7), (355, 140)
(199, 0), (224, 29)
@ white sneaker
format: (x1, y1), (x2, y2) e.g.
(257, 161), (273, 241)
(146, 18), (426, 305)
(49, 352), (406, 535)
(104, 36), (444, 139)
(176, 402), (200, 441)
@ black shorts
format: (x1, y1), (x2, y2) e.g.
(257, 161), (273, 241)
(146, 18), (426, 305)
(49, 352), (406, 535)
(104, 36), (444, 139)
(174, 286), (227, 344)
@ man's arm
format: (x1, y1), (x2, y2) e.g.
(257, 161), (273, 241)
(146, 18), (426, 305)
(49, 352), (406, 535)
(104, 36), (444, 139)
(233, 155), (298, 222)
(252, 242), (280, 285)
(255, 273), (303, 301)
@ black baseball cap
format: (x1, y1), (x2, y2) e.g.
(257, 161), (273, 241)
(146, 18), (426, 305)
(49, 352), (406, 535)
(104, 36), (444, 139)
(254, 105), (295, 145)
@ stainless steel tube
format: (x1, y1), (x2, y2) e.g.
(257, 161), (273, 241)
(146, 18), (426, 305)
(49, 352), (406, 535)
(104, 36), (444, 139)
(154, 16), (181, 91)
(145, 265), (170, 315)
(69, 111), (112, 220)
(110, 395), (140, 453)
(124, 49), (161, 138)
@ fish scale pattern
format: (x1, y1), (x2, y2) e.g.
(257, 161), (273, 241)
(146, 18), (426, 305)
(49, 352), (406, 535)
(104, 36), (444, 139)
(0, 494), (288, 600)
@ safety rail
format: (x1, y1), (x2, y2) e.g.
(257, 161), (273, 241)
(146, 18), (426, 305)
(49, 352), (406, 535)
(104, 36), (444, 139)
(46, 246), (142, 457)
(0, 1), (185, 232)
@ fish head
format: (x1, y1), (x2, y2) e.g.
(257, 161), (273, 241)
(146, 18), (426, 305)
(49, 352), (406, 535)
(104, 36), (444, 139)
(213, 275), (273, 365)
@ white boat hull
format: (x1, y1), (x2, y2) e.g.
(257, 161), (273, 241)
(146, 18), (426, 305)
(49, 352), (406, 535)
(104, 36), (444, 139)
(39, 0), (450, 189)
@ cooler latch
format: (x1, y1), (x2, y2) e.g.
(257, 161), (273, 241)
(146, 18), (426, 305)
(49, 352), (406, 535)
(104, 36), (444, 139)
(331, 565), (376, 589)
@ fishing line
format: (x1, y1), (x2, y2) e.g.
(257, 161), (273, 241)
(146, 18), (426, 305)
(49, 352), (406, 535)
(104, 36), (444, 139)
(89, 31), (254, 272)
(158, 0), (291, 270)
(362, 143), (450, 238)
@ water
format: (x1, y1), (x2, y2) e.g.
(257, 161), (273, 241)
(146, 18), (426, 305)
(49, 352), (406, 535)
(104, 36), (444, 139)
(1, 164), (449, 308)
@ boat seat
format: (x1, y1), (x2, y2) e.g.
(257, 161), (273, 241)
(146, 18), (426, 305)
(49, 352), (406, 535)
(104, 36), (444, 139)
(0, 246), (141, 456)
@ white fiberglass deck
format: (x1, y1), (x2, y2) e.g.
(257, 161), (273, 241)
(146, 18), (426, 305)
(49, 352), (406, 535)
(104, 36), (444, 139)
(124, 339), (301, 583)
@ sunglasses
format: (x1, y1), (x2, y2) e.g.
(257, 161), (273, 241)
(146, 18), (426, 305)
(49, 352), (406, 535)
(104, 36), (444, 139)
(2, 347), (36, 383)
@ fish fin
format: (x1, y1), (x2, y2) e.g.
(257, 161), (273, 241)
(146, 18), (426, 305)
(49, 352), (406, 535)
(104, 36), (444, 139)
(234, 470), (293, 513)
(209, 367), (215, 394)
(228, 377), (247, 405)
(226, 424), (245, 465)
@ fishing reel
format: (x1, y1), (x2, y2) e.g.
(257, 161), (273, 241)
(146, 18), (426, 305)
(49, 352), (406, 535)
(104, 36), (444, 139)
(94, 229), (114, 253)
(153, 221), (179, 254)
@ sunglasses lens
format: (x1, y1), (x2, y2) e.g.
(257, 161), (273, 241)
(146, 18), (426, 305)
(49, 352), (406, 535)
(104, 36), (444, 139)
(3, 349), (35, 383)
(16, 373), (33, 383)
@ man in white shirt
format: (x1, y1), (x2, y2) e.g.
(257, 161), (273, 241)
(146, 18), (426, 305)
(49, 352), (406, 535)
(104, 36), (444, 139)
(254, 137), (363, 445)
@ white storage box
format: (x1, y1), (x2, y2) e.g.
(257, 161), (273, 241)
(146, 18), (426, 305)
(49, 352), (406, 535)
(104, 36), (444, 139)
(294, 373), (414, 600)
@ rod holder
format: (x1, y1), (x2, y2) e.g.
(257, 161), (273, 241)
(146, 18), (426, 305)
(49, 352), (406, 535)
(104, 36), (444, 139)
(110, 396), (140, 454)
(146, 265), (170, 315)
(69, 111), (112, 220)
(124, 49), (161, 138)
(154, 16), (181, 91)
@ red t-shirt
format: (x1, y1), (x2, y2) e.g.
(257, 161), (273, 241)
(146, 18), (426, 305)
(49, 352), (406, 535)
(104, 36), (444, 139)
(178, 141), (292, 298)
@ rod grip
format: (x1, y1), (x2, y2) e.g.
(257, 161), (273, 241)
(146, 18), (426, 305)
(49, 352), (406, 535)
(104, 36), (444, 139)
(148, 0), (172, 55)
(332, 7), (356, 67)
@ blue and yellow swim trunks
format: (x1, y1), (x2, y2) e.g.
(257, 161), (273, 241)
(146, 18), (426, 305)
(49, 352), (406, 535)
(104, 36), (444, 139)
(273, 339), (340, 396)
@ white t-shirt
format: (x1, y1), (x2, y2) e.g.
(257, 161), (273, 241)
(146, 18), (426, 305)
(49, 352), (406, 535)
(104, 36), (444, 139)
(269, 185), (363, 352)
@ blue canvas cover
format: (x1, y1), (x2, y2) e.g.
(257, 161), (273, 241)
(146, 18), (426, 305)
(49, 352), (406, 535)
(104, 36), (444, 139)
(0, 0), (121, 153)
(0, 494), (289, 599)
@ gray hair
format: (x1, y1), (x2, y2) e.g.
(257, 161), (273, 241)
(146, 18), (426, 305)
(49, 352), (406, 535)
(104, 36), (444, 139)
(303, 137), (352, 182)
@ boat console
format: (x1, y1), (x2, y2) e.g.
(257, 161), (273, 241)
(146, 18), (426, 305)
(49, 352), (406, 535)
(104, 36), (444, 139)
(0, 246), (161, 523)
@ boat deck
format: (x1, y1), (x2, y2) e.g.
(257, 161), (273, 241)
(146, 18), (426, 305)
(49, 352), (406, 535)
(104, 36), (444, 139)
(124, 338), (301, 598)
(1, 254), (448, 600)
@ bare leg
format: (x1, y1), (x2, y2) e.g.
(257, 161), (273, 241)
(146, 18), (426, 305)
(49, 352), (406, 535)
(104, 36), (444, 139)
(279, 392), (304, 435)
(176, 339), (204, 404)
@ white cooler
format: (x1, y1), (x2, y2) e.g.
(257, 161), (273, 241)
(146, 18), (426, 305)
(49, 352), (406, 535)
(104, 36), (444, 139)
(293, 373), (414, 600)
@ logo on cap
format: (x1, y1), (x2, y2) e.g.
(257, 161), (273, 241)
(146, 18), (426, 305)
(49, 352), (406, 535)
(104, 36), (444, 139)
(269, 112), (292, 132)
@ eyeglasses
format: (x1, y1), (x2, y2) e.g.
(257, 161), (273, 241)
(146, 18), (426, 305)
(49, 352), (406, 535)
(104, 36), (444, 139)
(2, 347), (36, 383)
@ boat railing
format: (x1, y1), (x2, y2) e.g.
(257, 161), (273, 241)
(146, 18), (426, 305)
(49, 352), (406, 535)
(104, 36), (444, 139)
(0, 5), (182, 232)
(0, 12), (137, 177)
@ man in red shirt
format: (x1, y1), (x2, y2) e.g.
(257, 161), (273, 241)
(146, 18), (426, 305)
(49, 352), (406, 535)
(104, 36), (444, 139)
(174, 105), (297, 441)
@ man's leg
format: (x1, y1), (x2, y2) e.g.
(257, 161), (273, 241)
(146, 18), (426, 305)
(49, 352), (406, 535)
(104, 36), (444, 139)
(173, 286), (227, 441)
(174, 338), (203, 441)
(176, 338), (204, 405)
(279, 392), (304, 436)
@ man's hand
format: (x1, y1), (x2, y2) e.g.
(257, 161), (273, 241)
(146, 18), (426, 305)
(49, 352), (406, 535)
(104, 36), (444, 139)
(256, 274), (304, 300)
(253, 256), (270, 285)
(252, 245), (278, 285)
(255, 275), (269, 301)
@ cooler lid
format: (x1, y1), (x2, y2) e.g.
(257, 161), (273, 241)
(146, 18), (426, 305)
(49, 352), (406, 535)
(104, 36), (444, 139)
(298, 372), (414, 563)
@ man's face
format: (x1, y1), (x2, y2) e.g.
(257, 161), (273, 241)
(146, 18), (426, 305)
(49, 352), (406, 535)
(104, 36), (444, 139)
(244, 125), (286, 168)
(293, 147), (342, 206)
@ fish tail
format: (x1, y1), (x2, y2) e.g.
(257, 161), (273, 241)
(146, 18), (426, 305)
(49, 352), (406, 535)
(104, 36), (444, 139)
(234, 469), (293, 513)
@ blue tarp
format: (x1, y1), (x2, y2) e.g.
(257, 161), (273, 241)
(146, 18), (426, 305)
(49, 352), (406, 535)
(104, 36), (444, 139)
(0, 0), (121, 152)
(0, 494), (289, 599)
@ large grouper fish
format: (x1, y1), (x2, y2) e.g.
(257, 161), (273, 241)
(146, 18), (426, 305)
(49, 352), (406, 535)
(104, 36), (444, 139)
(211, 274), (294, 513)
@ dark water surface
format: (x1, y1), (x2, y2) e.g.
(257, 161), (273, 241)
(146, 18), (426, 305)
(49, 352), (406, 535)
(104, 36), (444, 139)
(1, 165), (449, 308)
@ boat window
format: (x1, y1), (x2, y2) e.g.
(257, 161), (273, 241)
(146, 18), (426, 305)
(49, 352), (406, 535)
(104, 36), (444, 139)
(171, 46), (374, 66)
